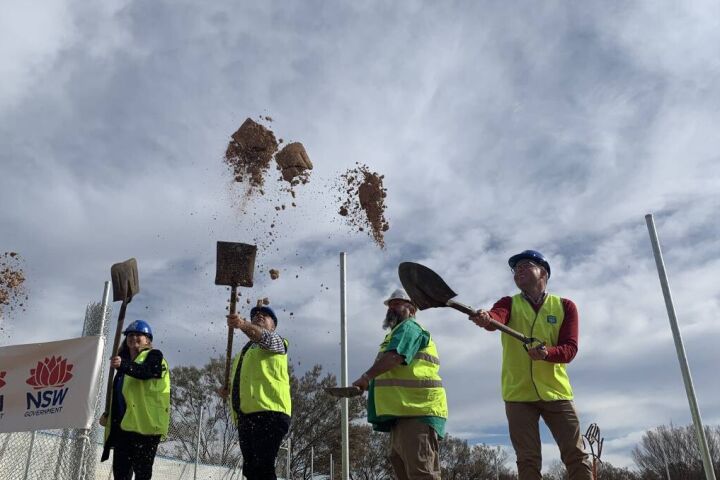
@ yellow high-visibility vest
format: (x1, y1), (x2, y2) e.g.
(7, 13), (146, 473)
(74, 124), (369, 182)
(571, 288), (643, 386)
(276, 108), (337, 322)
(229, 339), (291, 423)
(105, 349), (171, 441)
(374, 320), (448, 418)
(501, 294), (574, 402)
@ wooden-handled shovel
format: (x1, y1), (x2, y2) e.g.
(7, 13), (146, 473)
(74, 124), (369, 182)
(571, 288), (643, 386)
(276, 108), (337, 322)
(398, 262), (543, 348)
(104, 258), (139, 416)
(215, 241), (257, 391)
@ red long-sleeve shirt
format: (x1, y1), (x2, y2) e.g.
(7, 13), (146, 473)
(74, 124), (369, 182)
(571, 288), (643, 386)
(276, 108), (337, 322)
(486, 295), (579, 363)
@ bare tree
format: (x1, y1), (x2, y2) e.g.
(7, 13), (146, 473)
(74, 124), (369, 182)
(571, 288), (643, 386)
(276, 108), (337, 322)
(161, 357), (241, 467)
(632, 424), (720, 480)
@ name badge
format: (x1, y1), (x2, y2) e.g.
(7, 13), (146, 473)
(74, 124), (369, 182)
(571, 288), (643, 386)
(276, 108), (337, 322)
(547, 315), (557, 324)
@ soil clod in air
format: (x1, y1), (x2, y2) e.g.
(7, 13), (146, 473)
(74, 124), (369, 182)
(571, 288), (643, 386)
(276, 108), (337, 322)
(224, 118), (279, 192)
(275, 142), (313, 186)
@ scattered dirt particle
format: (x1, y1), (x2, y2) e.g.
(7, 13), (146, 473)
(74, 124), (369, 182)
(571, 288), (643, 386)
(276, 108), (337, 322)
(1, 252), (27, 317)
(262, 297), (270, 305)
(336, 164), (390, 248)
(269, 269), (280, 280)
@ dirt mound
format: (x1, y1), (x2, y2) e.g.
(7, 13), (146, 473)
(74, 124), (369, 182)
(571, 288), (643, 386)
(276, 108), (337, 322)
(225, 118), (279, 191)
(275, 142), (313, 186)
(337, 164), (390, 248)
(1, 252), (27, 318)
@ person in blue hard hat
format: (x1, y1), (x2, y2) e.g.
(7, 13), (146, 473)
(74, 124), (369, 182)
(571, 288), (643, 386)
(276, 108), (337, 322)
(100, 320), (170, 480)
(469, 250), (592, 480)
(220, 303), (291, 480)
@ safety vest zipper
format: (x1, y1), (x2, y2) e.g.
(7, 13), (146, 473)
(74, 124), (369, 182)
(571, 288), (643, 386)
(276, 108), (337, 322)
(529, 310), (542, 401)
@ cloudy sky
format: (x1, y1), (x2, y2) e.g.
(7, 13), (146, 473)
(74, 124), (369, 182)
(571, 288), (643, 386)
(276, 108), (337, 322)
(2, 0), (719, 470)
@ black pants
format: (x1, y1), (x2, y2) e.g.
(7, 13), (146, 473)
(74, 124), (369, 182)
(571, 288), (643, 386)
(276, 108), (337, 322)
(237, 411), (291, 480)
(112, 430), (161, 480)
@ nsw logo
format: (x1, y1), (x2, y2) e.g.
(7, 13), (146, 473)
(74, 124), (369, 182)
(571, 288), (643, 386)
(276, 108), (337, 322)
(24, 356), (74, 415)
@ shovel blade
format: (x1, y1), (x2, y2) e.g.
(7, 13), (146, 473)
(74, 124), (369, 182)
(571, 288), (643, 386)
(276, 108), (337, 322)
(215, 241), (257, 287)
(111, 258), (139, 303)
(398, 262), (457, 310)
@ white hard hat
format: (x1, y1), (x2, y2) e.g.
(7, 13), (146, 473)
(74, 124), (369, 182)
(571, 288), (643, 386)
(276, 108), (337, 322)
(383, 288), (413, 306)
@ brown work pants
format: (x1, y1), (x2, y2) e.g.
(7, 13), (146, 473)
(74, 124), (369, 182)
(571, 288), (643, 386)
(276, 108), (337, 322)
(505, 400), (592, 480)
(389, 418), (441, 480)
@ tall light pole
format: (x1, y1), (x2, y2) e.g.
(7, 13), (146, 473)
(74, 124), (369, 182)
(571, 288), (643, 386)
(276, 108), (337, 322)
(646, 214), (716, 480)
(340, 252), (350, 480)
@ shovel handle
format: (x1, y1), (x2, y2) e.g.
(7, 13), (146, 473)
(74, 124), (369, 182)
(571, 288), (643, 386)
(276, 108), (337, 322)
(223, 285), (238, 391)
(446, 299), (533, 345)
(103, 299), (128, 415)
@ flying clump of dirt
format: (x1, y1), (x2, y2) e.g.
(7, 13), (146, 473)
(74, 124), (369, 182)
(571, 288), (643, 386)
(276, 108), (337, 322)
(224, 118), (279, 192)
(1, 252), (27, 318)
(275, 142), (313, 186)
(337, 164), (390, 249)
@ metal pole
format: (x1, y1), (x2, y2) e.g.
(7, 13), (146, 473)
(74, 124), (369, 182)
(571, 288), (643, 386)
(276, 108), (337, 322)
(23, 431), (37, 480)
(339, 252), (350, 480)
(645, 214), (716, 480)
(77, 280), (112, 480)
(311, 445), (314, 479)
(286, 437), (291, 480)
(194, 402), (204, 480)
(330, 453), (333, 480)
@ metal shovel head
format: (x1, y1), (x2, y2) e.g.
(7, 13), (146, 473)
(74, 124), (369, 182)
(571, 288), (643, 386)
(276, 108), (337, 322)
(215, 241), (257, 287)
(324, 386), (362, 398)
(111, 258), (139, 303)
(398, 262), (458, 310)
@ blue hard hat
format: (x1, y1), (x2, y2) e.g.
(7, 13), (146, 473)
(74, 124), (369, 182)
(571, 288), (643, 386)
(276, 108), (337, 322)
(250, 306), (278, 326)
(508, 250), (551, 278)
(123, 320), (153, 340)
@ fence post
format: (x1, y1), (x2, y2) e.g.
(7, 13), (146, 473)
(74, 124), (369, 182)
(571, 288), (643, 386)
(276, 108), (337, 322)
(75, 281), (112, 480)
(194, 401), (204, 480)
(287, 436), (291, 480)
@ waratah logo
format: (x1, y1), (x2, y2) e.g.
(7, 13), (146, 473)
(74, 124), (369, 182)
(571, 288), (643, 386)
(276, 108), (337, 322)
(0, 371), (6, 389)
(26, 356), (74, 389)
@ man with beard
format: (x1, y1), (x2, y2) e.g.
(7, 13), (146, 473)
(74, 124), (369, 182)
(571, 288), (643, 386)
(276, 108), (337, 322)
(469, 250), (592, 480)
(352, 288), (447, 480)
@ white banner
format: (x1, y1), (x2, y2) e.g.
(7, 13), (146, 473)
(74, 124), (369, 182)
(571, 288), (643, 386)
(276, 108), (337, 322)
(0, 336), (104, 433)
